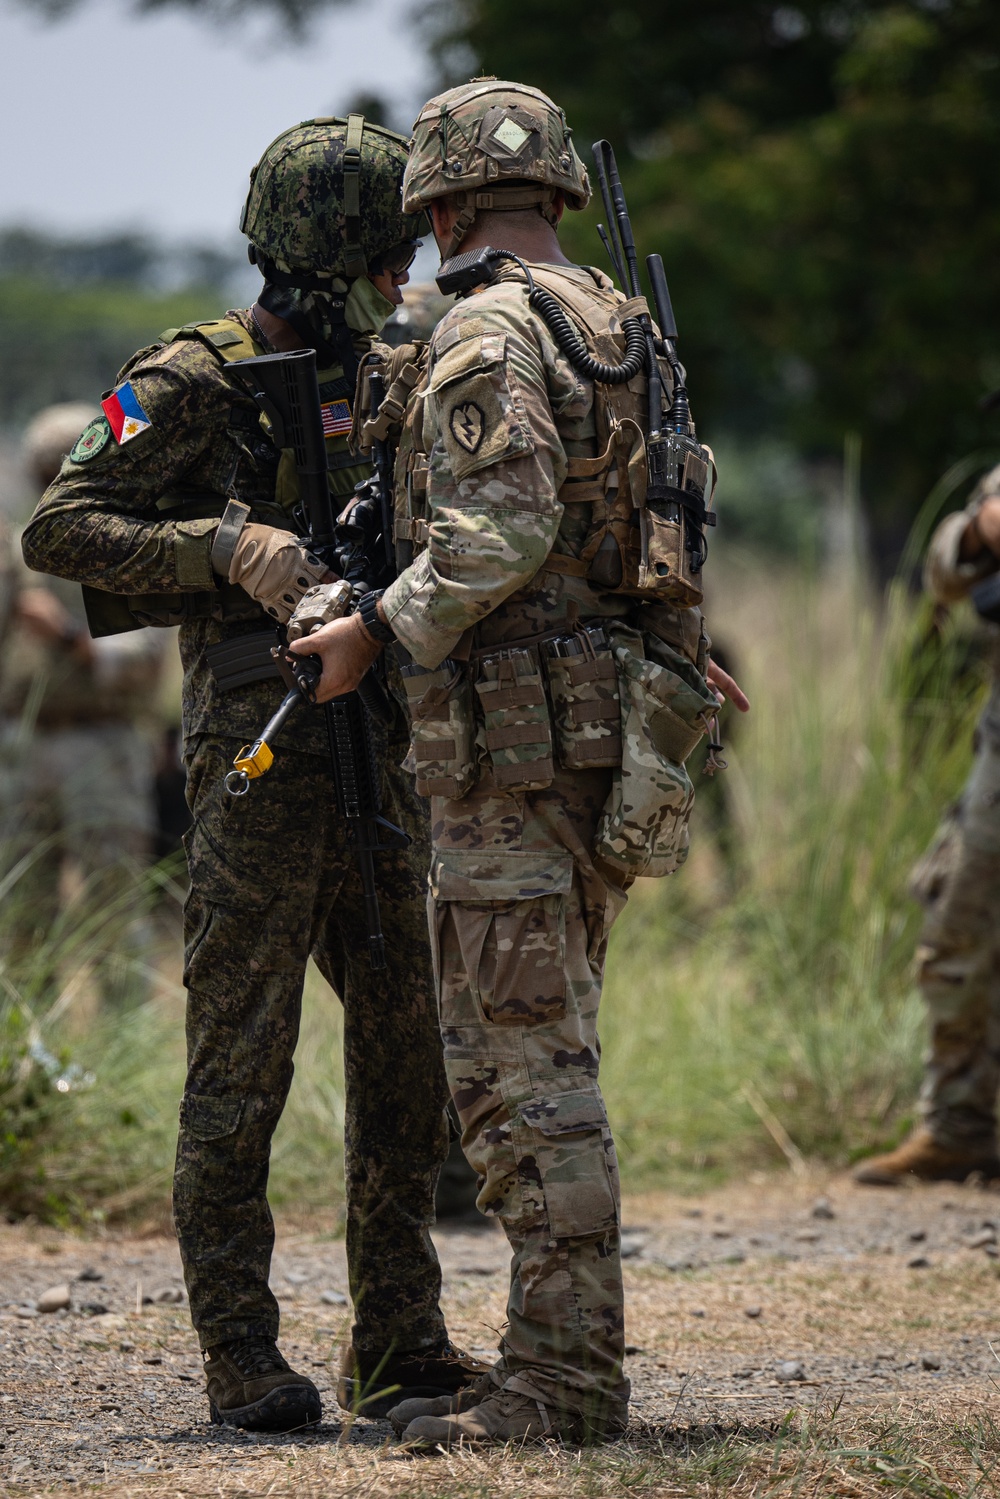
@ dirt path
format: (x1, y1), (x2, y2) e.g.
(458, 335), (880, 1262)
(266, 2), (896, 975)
(4, 1171), (1000, 1497)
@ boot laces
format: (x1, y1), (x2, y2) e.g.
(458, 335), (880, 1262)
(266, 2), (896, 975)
(221, 1336), (290, 1379)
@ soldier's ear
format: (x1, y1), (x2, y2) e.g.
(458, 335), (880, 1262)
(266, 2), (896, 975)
(429, 199), (457, 248)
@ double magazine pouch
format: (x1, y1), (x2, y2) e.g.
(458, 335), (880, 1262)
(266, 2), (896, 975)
(542, 626), (621, 769)
(399, 657), (477, 799)
(474, 648), (555, 790)
(594, 626), (718, 880)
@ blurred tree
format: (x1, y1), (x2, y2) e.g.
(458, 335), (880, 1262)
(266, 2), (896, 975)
(18, 0), (344, 29)
(426, 0), (1000, 556)
(0, 230), (248, 427)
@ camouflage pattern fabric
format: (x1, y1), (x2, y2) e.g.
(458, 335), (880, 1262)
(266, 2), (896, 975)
(911, 474), (1000, 1150)
(22, 311), (451, 1356)
(402, 79), (590, 217)
(383, 256), (712, 1428)
(381, 264), (638, 667)
(179, 731), (449, 1351)
(431, 762), (629, 1427)
(243, 118), (427, 280)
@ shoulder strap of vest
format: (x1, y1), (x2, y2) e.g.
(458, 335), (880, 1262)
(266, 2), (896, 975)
(155, 317), (260, 364)
(529, 265), (624, 346)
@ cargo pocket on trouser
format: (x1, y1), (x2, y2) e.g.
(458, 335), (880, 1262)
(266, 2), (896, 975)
(182, 817), (276, 1007)
(430, 850), (575, 1027)
(178, 1093), (244, 1140)
(517, 1090), (620, 1239)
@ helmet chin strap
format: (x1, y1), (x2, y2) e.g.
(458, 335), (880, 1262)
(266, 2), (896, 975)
(257, 281), (359, 381)
(443, 186), (559, 260)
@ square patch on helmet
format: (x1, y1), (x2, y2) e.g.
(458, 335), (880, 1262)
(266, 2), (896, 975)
(479, 104), (539, 162)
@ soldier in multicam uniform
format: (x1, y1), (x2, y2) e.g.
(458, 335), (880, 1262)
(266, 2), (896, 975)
(857, 465), (1000, 1186)
(1, 404), (163, 1003)
(22, 118), (486, 1431)
(294, 80), (748, 1448)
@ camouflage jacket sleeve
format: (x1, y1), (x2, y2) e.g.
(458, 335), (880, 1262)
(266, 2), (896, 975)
(21, 337), (251, 595)
(381, 281), (582, 668)
(924, 467), (1000, 604)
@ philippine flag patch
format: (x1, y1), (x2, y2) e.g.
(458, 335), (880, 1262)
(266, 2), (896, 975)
(101, 381), (152, 445)
(320, 398), (352, 439)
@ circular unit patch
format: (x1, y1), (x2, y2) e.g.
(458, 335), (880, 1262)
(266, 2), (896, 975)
(70, 417), (111, 463)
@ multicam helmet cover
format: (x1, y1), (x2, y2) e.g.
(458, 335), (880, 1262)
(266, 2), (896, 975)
(402, 79), (590, 255)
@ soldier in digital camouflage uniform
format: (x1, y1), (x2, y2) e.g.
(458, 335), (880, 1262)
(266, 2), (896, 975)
(22, 117), (486, 1432)
(294, 80), (748, 1449)
(857, 464), (1000, 1187)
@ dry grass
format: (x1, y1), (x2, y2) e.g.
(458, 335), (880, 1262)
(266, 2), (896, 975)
(7, 1177), (1000, 1498)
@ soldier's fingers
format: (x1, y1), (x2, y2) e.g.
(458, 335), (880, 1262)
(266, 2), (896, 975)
(706, 659), (750, 713)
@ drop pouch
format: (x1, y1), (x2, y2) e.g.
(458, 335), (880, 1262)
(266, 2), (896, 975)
(474, 647), (555, 791)
(595, 625), (718, 879)
(399, 657), (477, 799)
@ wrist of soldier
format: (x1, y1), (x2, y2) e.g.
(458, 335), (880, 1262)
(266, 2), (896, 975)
(355, 607), (386, 651)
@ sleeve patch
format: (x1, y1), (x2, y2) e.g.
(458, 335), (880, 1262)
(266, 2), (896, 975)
(440, 372), (525, 481)
(69, 416), (111, 464)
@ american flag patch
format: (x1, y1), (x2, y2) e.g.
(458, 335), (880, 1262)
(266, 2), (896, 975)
(321, 398), (352, 438)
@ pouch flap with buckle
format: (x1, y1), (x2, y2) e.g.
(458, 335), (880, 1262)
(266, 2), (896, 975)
(430, 848), (574, 903)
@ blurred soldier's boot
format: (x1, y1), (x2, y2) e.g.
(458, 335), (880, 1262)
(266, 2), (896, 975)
(388, 1368), (498, 1434)
(397, 1384), (628, 1450)
(853, 1128), (1000, 1186)
(337, 1339), (490, 1418)
(203, 1337), (321, 1431)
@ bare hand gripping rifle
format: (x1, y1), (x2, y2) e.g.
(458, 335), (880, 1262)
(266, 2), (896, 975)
(222, 347), (406, 970)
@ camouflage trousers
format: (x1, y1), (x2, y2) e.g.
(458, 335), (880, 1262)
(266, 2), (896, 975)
(911, 683), (1000, 1149)
(175, 730), (450, 1353)
(430, 765), (630, 1429)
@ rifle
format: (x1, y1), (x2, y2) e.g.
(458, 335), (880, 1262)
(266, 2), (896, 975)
(592, 139), (714, 573)
(222, 347), (406, 970)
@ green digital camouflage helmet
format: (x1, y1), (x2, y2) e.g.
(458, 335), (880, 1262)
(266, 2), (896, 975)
(402, 79), (591, 256)
(241, 114), (429, 285)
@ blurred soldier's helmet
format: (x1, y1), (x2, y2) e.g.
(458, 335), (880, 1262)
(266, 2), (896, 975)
(403, 78), (591, 256)
(382, 282), (454, 347)
(22, 402), (99, 488)
(241, 115), (429, 285)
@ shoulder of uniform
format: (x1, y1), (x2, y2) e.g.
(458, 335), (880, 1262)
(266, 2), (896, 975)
(430, 282), (535, 358)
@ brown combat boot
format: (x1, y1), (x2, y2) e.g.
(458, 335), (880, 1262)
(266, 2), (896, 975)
(853, 1128), (1000, 1186)
(387, 1369), (498, 1435)
(337, 1339), (490, 1419)
(397, 1382), (628, 1450)
(203, 1337), (321, 1431)
(398, 1387), (559, 1450)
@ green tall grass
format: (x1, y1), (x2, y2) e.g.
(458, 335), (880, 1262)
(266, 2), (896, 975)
(0, 545), (987, 1223)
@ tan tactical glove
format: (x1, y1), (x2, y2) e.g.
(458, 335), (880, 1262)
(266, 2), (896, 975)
(227, 524), (330, 623)
(286, 579), (353, 642)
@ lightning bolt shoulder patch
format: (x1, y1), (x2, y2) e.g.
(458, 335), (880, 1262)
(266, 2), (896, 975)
(449, 402), (485, 455)
(431, 329), (534, 483)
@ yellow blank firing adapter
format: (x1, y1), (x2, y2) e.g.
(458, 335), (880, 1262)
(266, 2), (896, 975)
(235, 739), (274, 778)
(224, 739), (274, 797)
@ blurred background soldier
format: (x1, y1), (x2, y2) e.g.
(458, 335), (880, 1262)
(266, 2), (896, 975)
(382, 281), (452, 347)
(857, 464), (1000, 1186)
(0, 402), (163, 1004)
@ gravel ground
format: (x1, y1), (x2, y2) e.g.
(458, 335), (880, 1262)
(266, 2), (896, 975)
(4, 1172), (1000, 1494)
